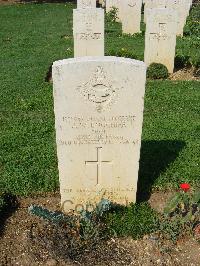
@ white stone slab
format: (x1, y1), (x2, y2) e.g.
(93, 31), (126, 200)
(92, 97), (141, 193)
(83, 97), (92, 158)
(77, 0), (96, 9)
(144, 0), (166, 23)
(121, 0), (142, 34)
(73, 8), (104, 57)
(52, 56), (146, 212)
(144, 8), (177, 73)
(99, 0), (105, 7)
(167, 0), (189, 36)
(144, 0), (190, 36)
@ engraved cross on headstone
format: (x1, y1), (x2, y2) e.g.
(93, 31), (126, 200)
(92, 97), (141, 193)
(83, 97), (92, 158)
(85, 147), (113, 185)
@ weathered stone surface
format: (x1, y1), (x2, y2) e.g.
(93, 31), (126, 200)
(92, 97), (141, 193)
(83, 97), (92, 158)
(73, 8), (104, 57)
(144, 0), (190, 36)
(167, 0), (189, 36)
(144, 0), (166, 23)
(52, 56), (146, 212)
(77, 0), (96, 9)
(99, 0), (106, 7)
(121, 0), (142, 34)
(144, 8), (177, 73)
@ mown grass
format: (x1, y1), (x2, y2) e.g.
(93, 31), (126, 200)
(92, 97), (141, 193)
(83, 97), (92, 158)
(0, 3), (199, 201)
(139, 80), (200, 197)
(0, 3), (75, 196)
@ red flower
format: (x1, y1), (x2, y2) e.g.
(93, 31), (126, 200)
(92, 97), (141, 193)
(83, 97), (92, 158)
(180, 183), (190, 192)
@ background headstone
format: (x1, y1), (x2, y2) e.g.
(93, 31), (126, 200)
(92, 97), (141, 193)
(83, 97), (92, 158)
(99, 0), (106, 7)
(167, 0), (190, 36)
(77, 0), (96, 8)
(121, 0), (142, 34)
(73, 8), (104, 57)
(144, 0), (167, 23)
(144, 0), (191, 36)
(144, 8), (177, 73)
(106, 0), (123, 21)
(53, 56), (146, 212)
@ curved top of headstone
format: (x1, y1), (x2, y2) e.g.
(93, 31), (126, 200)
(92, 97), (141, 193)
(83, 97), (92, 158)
(53, 56), (146, 69)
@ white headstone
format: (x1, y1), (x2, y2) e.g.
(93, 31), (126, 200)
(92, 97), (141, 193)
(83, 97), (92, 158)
(167, 0), (189, 36)
(52, 56), (146, 212)
(77, 0), (96, 8)
(144, 8), (177, 73)
(144, 0), (190, 36)
(99, 0), (106, 7)
(73, 8), (104, 57)
(121, 0), (142, 34)
(106, 0), (123, 21)
(144, 0), (166, 23)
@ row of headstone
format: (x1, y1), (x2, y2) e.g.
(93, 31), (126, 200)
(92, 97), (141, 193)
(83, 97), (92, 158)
(144, 0), (192, 36)
(144, 0), (192, 72)
(104, 0), (192, 72)
(106, 0), (143, 34)
(106, 0), (192, 37)
(53, 0), (147, 211)
(52, 0), (192, 211)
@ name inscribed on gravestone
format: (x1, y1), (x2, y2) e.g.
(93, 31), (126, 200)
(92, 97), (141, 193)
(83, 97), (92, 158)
(73, 8), (104, 57)
(53, 57), (146, 212)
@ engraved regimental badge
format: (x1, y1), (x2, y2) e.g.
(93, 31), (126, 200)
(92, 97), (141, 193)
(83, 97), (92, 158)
(77, 66), (119, 113)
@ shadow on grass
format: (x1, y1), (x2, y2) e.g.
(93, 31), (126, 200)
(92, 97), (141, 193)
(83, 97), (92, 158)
(137, 140), (185, 202)
(0, 193), (19, 237)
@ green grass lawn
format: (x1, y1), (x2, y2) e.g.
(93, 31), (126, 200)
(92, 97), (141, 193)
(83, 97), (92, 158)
(0, 3), (199, 198)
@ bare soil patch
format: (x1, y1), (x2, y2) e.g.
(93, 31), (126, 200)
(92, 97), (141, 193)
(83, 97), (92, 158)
(0, 192), (200, 265)
(169, 67), (200, 81)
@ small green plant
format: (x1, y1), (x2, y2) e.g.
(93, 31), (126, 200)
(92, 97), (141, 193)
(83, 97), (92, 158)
(105, 202), (159, 239)
(164, 183), (200, 216)
(175, 54), (190, 69)
(184, 4), (200, 36)
(190, 54), (200, 68)
(160, 183), (200, 242)
(29, 199), (112, 244)
(147, 63), (169, 79)
(106, 6), (119, 23)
